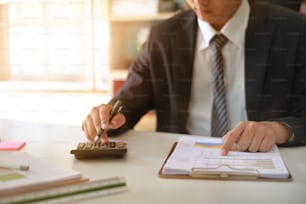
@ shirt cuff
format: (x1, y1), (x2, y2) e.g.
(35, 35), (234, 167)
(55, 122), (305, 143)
(278, 121), (294, 142)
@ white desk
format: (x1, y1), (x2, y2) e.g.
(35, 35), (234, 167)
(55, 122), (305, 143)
(1, 119), (306, 204)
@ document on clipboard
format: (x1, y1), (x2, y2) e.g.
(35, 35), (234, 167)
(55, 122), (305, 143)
(159, 136), (291, 181)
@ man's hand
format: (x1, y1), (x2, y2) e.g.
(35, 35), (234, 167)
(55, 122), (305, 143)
(82, 104), (126, 143)
(220, 121), (292, 156)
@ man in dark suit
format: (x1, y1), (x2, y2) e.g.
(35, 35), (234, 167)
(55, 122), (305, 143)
(82, 0), (306, 155)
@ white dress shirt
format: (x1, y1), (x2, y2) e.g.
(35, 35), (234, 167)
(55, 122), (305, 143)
(186, 0), (250, 136)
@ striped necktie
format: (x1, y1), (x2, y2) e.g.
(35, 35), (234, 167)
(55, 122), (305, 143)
(210, 34), (229, 137)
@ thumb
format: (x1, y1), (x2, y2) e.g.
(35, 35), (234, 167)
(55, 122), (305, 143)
(109, 113), (126, 129)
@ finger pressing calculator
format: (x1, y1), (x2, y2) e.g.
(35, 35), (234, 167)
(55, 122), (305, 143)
(70, 141), (127, 160)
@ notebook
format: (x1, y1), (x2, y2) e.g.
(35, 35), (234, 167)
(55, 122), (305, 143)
(0, 151), (86, 196)
(159, 136), (291, 181)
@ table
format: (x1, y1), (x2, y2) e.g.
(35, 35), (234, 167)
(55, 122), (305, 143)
(1, 119), (305, 204)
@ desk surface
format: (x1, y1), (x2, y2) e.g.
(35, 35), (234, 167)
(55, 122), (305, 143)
(1, 119), (306, 204)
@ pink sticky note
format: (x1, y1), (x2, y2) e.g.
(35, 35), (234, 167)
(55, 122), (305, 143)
(0, 141), (26, 150)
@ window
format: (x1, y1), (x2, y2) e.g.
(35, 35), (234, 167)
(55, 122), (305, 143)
(0, 0), (110, 91)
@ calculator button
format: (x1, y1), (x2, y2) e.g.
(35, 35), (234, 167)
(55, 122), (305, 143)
(116, 141), (126, 149)
(109, 141), (116, 148)
(101, 143), (108, 149)
(84, 143), (92, 150)
(77, 143), (85, 149)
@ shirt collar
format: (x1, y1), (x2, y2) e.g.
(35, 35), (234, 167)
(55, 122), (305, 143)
(197, 0), (250, 50)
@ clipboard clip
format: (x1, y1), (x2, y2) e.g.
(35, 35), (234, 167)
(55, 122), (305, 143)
(190, 164), (260, 180)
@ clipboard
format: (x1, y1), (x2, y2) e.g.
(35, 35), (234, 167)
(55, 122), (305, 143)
(158, 142), (292, 182)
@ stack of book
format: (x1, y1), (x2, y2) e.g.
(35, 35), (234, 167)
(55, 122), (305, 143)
(0, 152), (86, 197)
(0, 151), (127, 203)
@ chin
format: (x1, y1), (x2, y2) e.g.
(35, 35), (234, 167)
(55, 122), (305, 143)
(198, 15), (212, 23)
(195, 11), (211, 21)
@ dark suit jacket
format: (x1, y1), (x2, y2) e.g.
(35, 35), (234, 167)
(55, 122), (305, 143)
(111, 1), (306, 146)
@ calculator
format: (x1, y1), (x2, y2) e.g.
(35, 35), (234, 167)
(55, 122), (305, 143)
(70, 141), (127, 160)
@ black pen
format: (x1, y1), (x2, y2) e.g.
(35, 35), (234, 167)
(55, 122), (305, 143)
(93, 100), (123, 145)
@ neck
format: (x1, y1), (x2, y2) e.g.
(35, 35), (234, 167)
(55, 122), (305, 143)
(211, 20), (228, 31)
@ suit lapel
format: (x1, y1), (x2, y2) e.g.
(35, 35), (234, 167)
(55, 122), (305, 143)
(172, 11), (197, 132)
(245, 3), (275, 120)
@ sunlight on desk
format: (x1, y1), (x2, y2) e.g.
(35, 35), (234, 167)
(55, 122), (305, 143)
(0, 92), (110, 126)
(0, 92), (156, 131)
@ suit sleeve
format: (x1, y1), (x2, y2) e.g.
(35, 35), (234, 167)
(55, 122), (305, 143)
(273, 20), (306, 146)
(106, 28), (156, 136)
